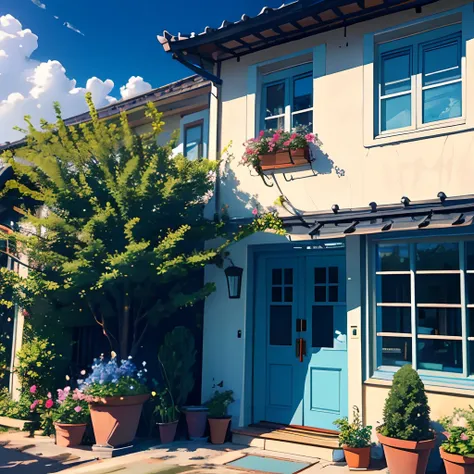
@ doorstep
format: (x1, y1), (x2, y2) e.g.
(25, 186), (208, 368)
(232, 423), (342, 462)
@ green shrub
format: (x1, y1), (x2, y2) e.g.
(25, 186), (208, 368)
(378, 365), (432, 441)
(16, 337), (60, 396)
(158, 327), (196, 407)
(440, 408), (474, 457)
(205, 390), (234, 418)
(334, 406), (372, 448)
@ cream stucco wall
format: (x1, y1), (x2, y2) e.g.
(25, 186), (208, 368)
(217, 0), (474, 220)
(202, 0), (474, 428)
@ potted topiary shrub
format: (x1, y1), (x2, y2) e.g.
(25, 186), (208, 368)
(52, 387), (89, 447)
(334, 406), (372, 469)
(154, 388), (179, 444)
(377, 365), (435, 474)
(205, 389), (234, 444)
(440, 408), (474, 474)
(76, 354), (149, 451)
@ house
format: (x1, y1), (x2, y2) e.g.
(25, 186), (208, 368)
(0, 74), (212, 393)
(159, 0), (474, 460)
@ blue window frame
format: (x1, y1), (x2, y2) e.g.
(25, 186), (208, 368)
(376, 23), (463, 136)
(184, 121), (203, 160)
(372, 238), (474, 387)
(261, 63), (313, 132)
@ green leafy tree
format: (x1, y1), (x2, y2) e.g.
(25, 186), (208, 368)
(0, 95), (284, 359)
(379, 365), (432, 441)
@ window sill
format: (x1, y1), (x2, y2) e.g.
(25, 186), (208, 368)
(365, 376), (474, 396)
(364, 120), (473, 148)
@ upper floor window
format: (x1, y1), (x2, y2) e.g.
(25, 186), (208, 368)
(262, 63), (313, 131)
(184, 121), (203, 160)
(376, 23), (463, 136)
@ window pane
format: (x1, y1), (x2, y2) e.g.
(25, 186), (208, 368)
(467, 274), (474, 305)
(469, 309), (474, 337)
(284, 269), (293, 285)
(185, 125), (202, 160)
(467, 242), (474, 270)
(380, 307), (411, 333)
(381, 94), (411, 132)
(293, 75), (312, 111)
(328, 286), (338, 302)
(379, 274), (411, 303)
(292, 110), (312, 128)
(328, 267), (338, 284)
(265, 116), (285, 131)
(272, 269), (282, 285)
(270, 306), (292, 346)
(315, 286), (326, 302)
(418, 308), (462, 337)
(272, 286), (282, 302)
(423, 39), (461, 86)
(418, 339), (462, 373)
(312, 305), (333, 348)
(381, 51), (411, 95)
(315, 268), (326, 284)
(266, 82), (285, 117)
(416, 274), (460, 304)
(380, 337), (412, 367)
(284, 286), (293, 303)
(416, 242), (459, 270)
(423, 82), (462, 124)
(377, 244), (410, 271)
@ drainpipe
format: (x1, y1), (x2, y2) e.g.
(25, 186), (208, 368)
(214, 61), (222, 219)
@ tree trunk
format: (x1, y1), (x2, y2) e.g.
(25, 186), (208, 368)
(120, 294), (130, 359)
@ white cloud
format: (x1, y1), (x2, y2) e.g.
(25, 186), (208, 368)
(120, 76), (152, 100)
(31, 0), (46, 10)
(0, 14), (153, 144)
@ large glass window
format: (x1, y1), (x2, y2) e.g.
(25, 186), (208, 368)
(262, 64), (313, 131)
(374, 240), (474, 378)
(376, 24), (463, 135)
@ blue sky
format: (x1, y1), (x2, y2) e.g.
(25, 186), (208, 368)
(0, 0), (284, 89)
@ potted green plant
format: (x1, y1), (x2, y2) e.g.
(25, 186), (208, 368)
(154, 388), (179, 444)
(205, 389), (234, 444)
(52, 387), (89, 447)
(334, 406), (372, 469)
(440, 408), (474, 474)
(377, 365), (435, 474)
(76, 355), (149, 450)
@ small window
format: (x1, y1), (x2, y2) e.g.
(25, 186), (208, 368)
(184, 122), (203, 160)
(376, 24), (463, 136)
(261, 64), (313, 131)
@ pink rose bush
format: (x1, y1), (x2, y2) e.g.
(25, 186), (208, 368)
(241, 128), (320, 172)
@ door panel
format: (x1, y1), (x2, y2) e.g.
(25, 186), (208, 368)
(264, 258), (304, 425)
(303, 255), (348, 429)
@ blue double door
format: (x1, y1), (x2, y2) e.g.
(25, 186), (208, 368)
(254, 252), (348, 430)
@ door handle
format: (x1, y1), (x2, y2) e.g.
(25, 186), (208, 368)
(296, 338), (307, 362)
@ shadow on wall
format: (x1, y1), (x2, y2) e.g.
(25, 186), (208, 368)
(217, 142), (346, 218)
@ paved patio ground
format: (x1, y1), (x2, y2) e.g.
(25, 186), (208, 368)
(0, 430), (392, 474)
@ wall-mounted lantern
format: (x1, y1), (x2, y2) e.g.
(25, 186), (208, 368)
(224, 265), (243, 299)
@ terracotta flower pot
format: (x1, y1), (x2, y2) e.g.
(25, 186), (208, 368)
(184, 406), (208, 439)
(377, 432), (435, 474)
(158, 421), (178, 444)
(208, 417), (231, 444)
(54, 422), (87, 447)
(441, 447), (474, 474)
(343, 445), (371, 469)
(89, 394), (149, 447)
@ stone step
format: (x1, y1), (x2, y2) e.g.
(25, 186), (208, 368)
(232, 427), (342, 462)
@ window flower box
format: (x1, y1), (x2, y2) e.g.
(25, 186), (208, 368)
(242, 129), (318, 176)
(259, 147), (310, 171)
